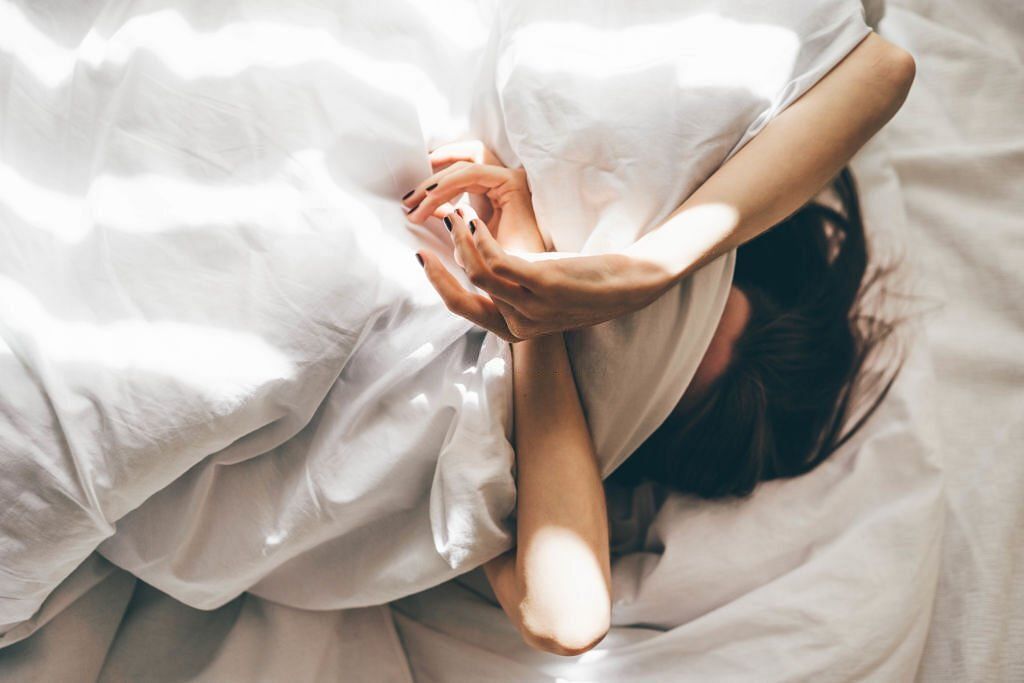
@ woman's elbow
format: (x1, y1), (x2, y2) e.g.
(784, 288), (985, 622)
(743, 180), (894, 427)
(516, 593), (610, 655)
(875, 40), (917, 114)
(521, 609), (611, 657)
(887, 45), (916, 93)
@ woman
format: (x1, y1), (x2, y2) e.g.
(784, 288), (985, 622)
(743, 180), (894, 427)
(417, 163), (897, 657)
(408, 33), (914, 656)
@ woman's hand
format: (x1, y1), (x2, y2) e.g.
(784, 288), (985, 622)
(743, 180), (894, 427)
(404, 144), (544, 254)
(417, 210), (674, 341)
(409, 144), (675, 340)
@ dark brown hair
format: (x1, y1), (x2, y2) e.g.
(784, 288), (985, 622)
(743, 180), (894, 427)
(613, 168), (899, 498)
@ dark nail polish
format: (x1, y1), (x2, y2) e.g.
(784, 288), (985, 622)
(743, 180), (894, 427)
(407, 205), (417, 214)
(416, 253), (424, 266)
(443, 216), (452, 231)
(425, 183), (438, 191)
(469, 220), (477, 235)
(455, 208), (464, 218)
(402, 190), (414, 200)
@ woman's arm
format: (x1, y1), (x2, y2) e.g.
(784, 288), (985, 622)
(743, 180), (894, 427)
(417, 209), (611, 656)
(405, 33), (916, 340)
(485, 330), (611, 656)
(625, 32), (917, 282)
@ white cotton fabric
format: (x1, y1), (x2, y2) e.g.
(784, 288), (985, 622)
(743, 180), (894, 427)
(0, 0), (725, 623)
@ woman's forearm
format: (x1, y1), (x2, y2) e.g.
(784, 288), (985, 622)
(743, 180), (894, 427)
(627, 33), (916, 282)
(484, 333), (611, 656)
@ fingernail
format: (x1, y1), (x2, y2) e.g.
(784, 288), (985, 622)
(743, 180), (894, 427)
(425, 183), (438, 191)
(407, 205), (417, 214)
(443, 216), (452, 231)
(402, 190), (414, 200)
(455, 208), (464, 218)
(469, 220), (477, 235)
(416, 253), (424, 266)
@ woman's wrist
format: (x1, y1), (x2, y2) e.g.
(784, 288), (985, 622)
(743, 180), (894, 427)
(496, 202), (547, 254)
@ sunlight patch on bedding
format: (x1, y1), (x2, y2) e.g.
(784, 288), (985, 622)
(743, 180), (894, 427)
(0, 4), (71, 88)
(3, 150), (369, 237)
(481, 355), (509, 390)
(453, 382), (480, 410)
(0, 5), (452, 134)
(506, 15), (799, 101)
(0, 161), (86, 241)
(406, 1), (488, 51)
(408, 342), (436, 362)
(1, 152), (438, 308)
(0, 277), (294, 393)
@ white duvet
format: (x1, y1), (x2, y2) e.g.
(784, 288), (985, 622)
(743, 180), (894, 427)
(2, 0), (881, 632)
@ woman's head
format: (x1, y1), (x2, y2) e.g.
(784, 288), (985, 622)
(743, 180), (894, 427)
(614, 169), (899, 498)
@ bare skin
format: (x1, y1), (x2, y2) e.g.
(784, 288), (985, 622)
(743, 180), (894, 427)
(420, 207), (611, 656)
(676, 286), (752, 414)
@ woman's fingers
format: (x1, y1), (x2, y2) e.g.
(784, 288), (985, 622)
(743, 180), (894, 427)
(429, 201), (458, 221)
(428, 141), (487, 171)
(428, 140), (504, 172)
(470, 218), (546, 292)
(402, 161), (465, 211)
(417, 251), (519, 342)
(448, 212), (534, 306)
(404, 163), (509, 224)
(403, 162), (466, 222)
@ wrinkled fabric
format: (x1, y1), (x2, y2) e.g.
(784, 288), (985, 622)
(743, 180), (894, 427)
(2, 0), (734, 621)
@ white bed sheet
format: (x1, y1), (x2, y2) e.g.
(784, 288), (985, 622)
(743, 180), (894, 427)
(880, 2), (1024, 680)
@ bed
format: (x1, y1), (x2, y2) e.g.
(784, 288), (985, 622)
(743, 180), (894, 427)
(1, 0), (1021, 681)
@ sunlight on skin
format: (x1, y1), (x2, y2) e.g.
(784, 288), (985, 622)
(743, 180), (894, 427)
(507, 15), (798, 101)
(523, 526), (609, 651)
(626, 202), (741, 277)
(506, 203), (740, 282)
(0, 276), (294, 393)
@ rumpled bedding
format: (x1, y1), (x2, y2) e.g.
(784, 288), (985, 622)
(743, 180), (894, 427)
(2, 0), (876, 632)
(11, 0), (1020, 680)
